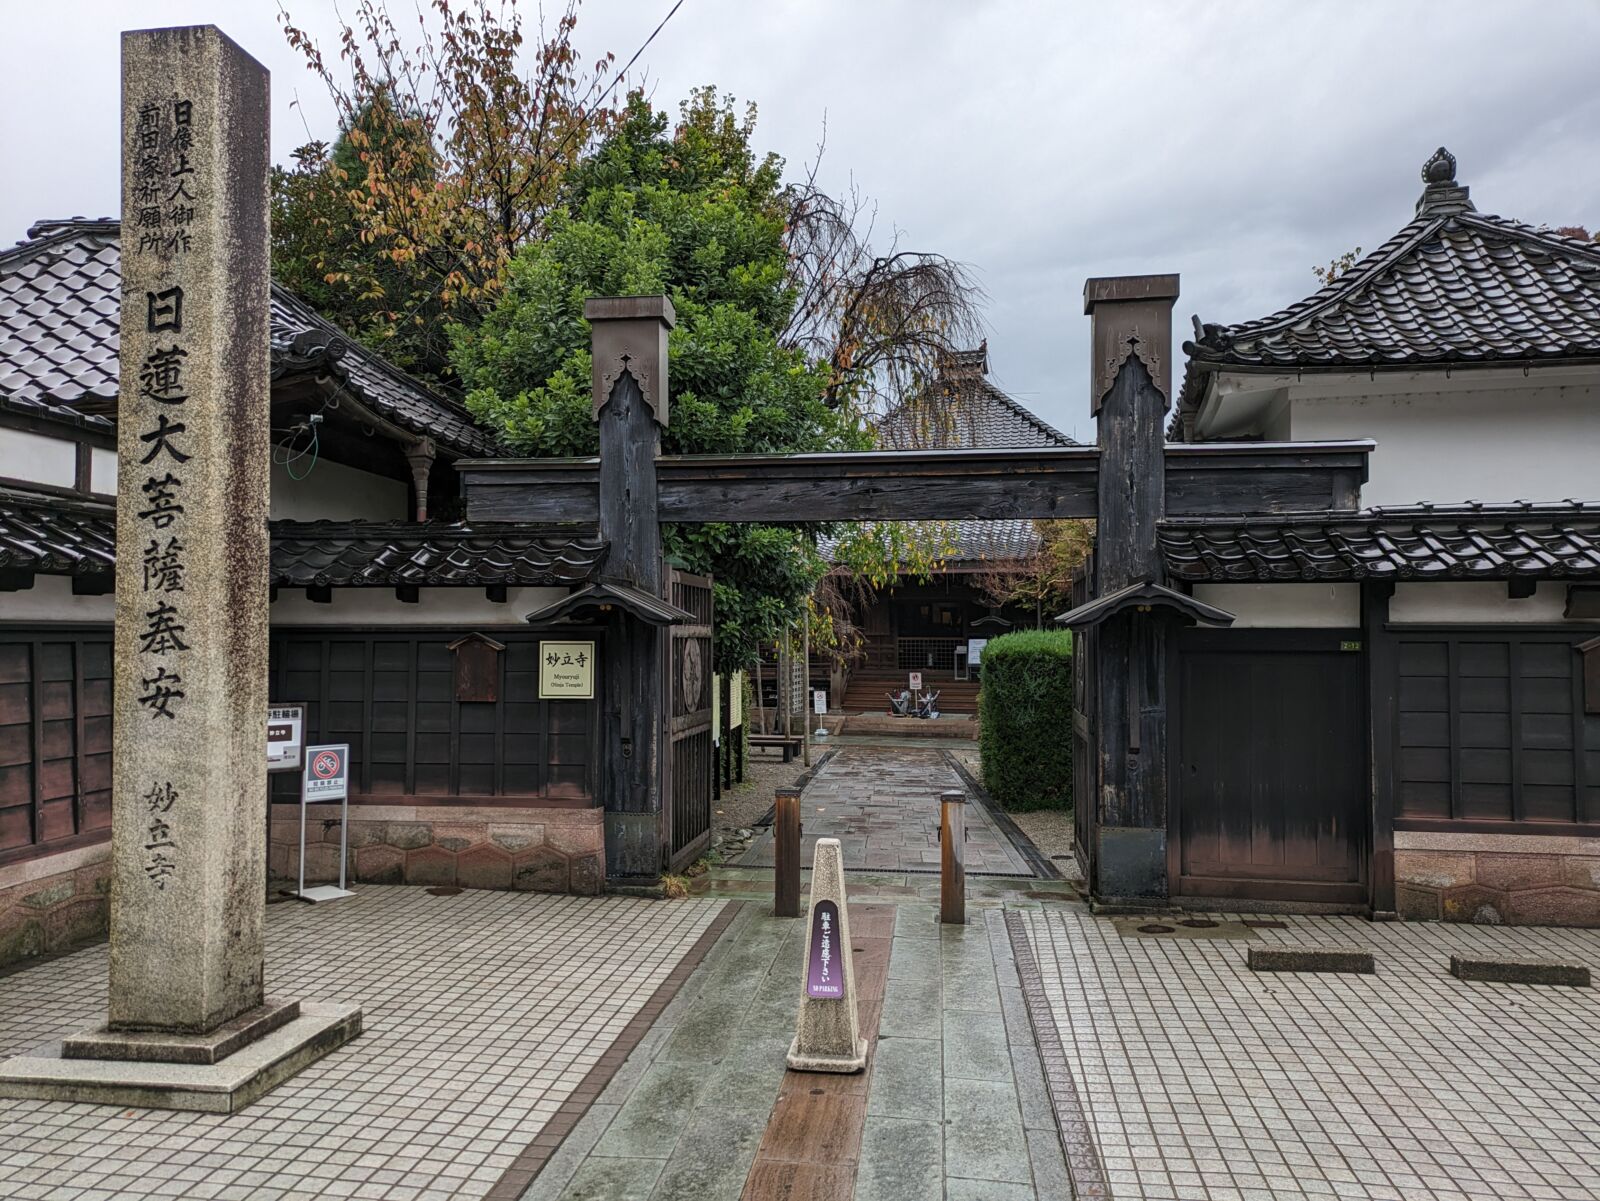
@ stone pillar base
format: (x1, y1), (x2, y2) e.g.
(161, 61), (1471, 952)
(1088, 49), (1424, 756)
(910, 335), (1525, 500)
(0, 1001), (361, 1113)
(786, 1034), (868, 1075)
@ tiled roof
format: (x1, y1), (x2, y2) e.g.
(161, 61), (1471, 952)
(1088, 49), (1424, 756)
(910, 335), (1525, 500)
(1160, 503), (1600, 582)
(0, 221), (121, 409)
(819, 518), (1044, 567)
(0, 390), (116, 435)
(269, 521), (606, 588)
(0, 489), (605, 587)
(877, 347), (1076, 451)
(268, 290), (498, 457)
(0, 219), (499, 457)
(0, 488), (116, 576)
(1175, 149), (1600, 435)
(945, 519), (1043, 564)
(856, 348), (1068, 567)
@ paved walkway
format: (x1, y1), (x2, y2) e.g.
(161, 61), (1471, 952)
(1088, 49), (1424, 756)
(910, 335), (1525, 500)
(1012, 907), (1600, 1200)
(526, 886), (1073, 1200)
(738, 747), (1033, 876)
(0, 887), (727, 1201)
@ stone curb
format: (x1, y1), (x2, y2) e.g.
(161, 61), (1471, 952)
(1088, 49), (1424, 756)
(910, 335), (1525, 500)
(1449, 955), (1591, 987)
(1246, 946), (1376, 974)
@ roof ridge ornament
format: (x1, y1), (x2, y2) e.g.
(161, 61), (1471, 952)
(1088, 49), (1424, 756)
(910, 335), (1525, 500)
(1416, 146), (1475, 217)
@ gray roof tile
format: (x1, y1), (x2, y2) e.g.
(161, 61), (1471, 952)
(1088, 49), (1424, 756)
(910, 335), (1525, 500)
(1, 219), (500, 457)
(1161, 503), (1600, 582)
(0, 486), (605, 587)
(1175, 149), (1600, 436)
(855, 347), (1068, 565)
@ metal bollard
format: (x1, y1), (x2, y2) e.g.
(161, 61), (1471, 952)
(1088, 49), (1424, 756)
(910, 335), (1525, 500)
(774, 786), (802, 917)
(940, 790), (966, 924)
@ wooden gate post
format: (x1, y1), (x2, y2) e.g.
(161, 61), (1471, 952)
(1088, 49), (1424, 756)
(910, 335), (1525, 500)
(588, 296), (675, 877)
(1082, 276), (1179, 903)
(774, 786), (802, 917)
(939, 790), (966, 924)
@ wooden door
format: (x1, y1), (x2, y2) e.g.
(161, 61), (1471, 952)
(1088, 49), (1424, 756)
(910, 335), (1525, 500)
(1175, 631), (1366, 904)
(667, 569), (714, 871)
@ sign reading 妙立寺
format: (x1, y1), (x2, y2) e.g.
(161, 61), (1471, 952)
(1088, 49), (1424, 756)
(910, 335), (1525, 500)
(539, 641), (595, 699)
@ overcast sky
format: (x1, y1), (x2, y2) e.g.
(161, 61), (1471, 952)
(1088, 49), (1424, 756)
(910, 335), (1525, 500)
(4, 1), (1599, 441)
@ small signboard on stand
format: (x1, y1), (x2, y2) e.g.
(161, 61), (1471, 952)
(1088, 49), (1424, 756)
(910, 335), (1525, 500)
(813, 689), (828, 737)
(297, 743), (354, 903)
(909, 671), (923, 693)
(267, 704), (305, 773)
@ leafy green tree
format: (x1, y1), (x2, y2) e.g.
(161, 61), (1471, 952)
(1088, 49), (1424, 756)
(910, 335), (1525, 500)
(453, 90), (874, 665)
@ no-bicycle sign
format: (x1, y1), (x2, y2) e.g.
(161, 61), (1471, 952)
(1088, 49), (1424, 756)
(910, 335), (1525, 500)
(302, 744), (349, 803)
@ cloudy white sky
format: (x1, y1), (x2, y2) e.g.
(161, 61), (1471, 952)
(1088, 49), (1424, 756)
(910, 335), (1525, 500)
(4, 1), (1599, 440)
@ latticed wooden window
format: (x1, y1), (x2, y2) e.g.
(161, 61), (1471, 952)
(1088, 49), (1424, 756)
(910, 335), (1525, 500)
(0, 631), (112, 864)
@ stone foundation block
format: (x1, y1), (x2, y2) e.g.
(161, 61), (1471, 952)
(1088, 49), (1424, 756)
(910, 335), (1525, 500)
(456, 845), (514, 890)
(353, 844), (405, 885)
(1449, 955), (1591, 987)
(406, 846), (457, 887)
(1245, 946), (1375, 974)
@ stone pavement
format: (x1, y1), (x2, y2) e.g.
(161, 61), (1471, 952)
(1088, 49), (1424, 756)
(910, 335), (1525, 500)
(524, 877), (1074, 1200)
(1011, 906), (1600, 1200)
(738, 747), (1033, 876)
(0, 886), (727, 1201)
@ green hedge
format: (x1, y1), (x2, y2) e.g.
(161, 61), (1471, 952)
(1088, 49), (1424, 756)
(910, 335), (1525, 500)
(978, 629), (1074, 812)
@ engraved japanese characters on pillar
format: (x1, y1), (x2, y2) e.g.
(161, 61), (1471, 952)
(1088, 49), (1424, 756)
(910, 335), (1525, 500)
(112, 26), (271, 1034)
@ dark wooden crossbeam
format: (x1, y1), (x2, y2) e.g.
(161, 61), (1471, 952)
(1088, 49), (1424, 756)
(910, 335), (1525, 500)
(459, 441), (1371, 525)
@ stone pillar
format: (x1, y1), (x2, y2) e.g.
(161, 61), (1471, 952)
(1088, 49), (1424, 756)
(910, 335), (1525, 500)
(588, 296), (675, 876)
(1083, 275), (1179, 903)
(0, 28), (362, 1111)
(111, 25), (272, 1034)
(787, 838), (867, 1073)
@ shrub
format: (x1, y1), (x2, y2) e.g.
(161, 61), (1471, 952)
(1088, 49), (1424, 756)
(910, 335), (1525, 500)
(978, 629), (1074, 812)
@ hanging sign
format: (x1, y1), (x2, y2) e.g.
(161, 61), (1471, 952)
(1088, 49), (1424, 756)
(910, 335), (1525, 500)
(806, 899), (845, 998)
(539, 640), (595, 699)
(302, 744), (349, 803)
(730, 671), (744, 729)
(267, 703), (305, 773)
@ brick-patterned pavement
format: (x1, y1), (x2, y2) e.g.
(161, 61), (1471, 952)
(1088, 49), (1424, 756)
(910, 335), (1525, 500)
(738, 746), (1033, 876)
(0, 887), (726, 1201)
(1011, 906), (1600, 1201)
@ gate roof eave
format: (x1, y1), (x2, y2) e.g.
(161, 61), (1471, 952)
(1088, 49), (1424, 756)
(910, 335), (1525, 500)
(1054, 581), (1236, 630)
(524, 580), (695, 627)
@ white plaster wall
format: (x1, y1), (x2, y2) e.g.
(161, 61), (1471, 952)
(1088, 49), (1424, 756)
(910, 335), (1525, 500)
(270, 457), (409, 521)
(0, 574), (115, 621)
(0, 428), (76, 489)
(269, 586), (568, 626)
(90, 447), (117, 496)
(2, 580), (572, 628)
(1389, 581), (1600, 625)
(1190, 583), (1360, 628)
(1287, 383), (1600, 507)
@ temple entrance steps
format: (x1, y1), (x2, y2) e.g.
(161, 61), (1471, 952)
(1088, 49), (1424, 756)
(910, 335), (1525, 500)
(840, 673), (982, 714)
